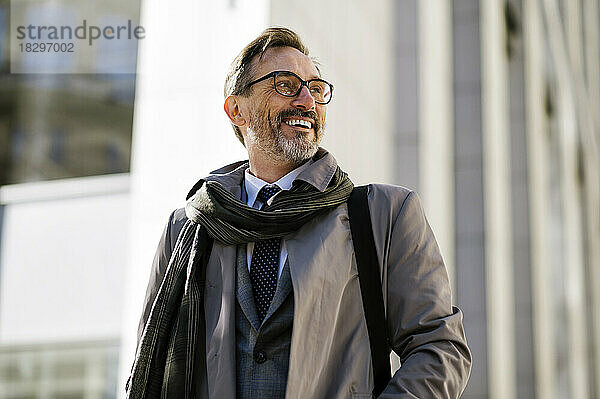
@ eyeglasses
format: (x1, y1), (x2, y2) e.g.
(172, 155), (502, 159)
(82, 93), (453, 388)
(246, 70), (334, 105)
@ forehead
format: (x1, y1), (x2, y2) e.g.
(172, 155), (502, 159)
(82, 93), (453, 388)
(252, 46), (320, 80)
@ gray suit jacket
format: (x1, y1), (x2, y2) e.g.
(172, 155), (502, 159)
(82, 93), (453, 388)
(235, 244), (294, 398)
(138, 150), (472, 398)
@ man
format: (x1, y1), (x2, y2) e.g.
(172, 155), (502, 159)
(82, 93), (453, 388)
(127, 27), (471, 399)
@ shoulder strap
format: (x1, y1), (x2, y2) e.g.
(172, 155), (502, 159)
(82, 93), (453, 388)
(347, 185), (391, 398)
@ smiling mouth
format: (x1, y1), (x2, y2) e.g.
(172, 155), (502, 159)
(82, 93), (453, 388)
(284, 119), (313, 129)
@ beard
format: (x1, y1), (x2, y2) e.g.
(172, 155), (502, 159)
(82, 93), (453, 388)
(246, 107), (324, 166)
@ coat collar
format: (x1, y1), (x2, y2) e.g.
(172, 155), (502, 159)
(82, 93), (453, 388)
(293, 148), (338, 192)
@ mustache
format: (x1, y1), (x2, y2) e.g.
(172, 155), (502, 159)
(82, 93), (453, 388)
(274, 109), (321, 132)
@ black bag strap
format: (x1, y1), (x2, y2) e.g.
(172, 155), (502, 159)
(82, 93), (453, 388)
(347, 185), (391, 398)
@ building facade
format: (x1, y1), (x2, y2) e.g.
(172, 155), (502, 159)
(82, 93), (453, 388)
(1, 0), (599, 398)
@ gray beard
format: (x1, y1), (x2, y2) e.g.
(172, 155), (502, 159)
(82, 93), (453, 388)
(247, 109), (322, 166)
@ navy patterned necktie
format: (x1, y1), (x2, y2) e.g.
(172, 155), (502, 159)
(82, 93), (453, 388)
(250, 185), (282, 322)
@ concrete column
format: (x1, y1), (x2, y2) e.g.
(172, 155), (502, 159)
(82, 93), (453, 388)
(556, 72), (590, 399)
(582, 0), (600, 396)
(542, 1), (591, 397)
(480, 0), (516, 397)
(452, 1), (487, 395)
(418, 0), (456, 293)
(584, 0), (600, 125)
(523, 1), (556, 397)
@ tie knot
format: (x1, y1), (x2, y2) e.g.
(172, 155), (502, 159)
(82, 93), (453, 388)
(257, 185), (281, 204)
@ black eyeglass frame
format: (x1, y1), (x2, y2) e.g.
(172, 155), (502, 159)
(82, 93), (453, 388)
(246, 70), (334, 105)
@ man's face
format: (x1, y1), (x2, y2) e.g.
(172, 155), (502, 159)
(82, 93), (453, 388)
(243, 46), (327, 165)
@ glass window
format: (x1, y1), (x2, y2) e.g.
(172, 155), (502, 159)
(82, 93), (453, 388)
(0, 340), (120, 399)
(0, 0), (139, 186)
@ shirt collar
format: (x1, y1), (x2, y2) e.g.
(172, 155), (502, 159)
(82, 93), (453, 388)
(244, 159), (313, 207)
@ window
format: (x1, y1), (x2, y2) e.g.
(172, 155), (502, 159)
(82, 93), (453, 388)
(0, 0), (139, 186)
(0, 340), (120, 399)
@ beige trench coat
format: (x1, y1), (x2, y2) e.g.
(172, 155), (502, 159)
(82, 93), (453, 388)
(138, 150), (472, 398)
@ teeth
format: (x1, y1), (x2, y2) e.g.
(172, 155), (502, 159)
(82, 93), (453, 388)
(284, 119), (312, 129)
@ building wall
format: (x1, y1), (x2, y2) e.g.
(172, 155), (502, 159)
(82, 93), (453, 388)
(0, 0), (598, 398)
(0, 174), (129, 345)
(269, 0), (395, 186)
(506, 1), (536, 397)
(0, 174), (129, 398)
(452, 2), (489, 397)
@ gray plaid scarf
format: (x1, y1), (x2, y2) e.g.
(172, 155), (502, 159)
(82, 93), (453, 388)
(126, 164), (353, 399)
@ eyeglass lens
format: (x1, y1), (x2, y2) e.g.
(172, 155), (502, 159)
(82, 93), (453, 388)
(274, 73), (332, 104)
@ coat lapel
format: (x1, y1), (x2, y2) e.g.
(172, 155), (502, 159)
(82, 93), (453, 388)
(203, 168), (245, 399)
(204, 242), (237, 398)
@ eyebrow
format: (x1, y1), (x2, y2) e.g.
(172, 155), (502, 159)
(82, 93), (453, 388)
(287, 71), (321, 80)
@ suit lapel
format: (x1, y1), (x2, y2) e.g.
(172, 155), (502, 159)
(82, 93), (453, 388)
(263, 259), (292, 324)
(236, 244), (262, 331)
(237, 246), (294, 330)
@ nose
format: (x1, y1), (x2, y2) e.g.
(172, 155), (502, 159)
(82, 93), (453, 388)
(292, 84), (316, 111)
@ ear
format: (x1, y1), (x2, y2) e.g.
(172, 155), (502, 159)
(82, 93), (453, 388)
(224, 95), (247, 127)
